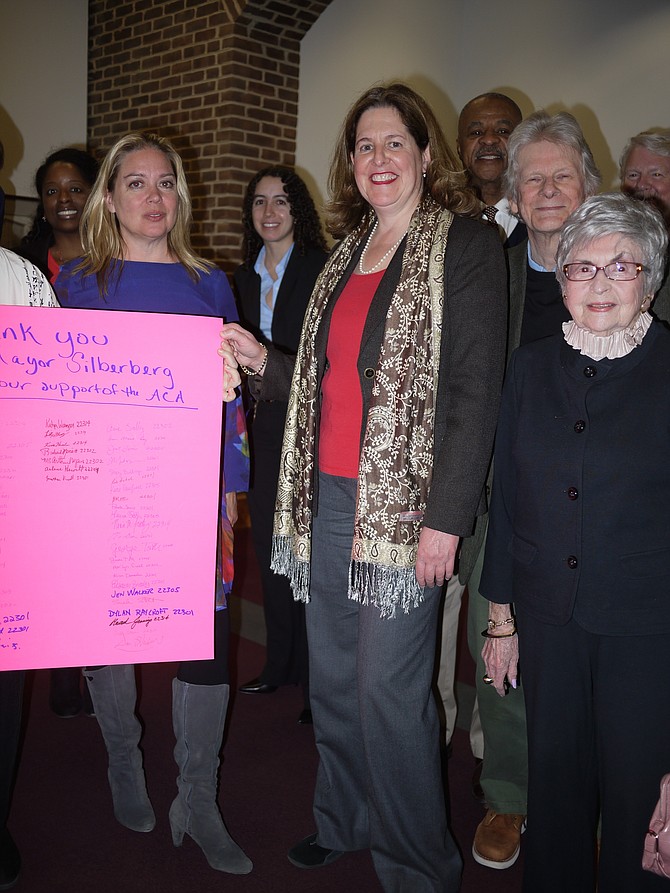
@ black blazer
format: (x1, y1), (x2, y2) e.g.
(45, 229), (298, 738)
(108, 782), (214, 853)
(235, 246), (328, 456)
(234, 246), (328, 356)
(504, 221), (527, 250)
(256, 215), (508, 538)
(481, 321), (670, 636)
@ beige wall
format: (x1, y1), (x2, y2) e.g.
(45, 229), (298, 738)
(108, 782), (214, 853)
(3, 0), (669, 247)
(0, 0), (88, 244)
(0, 0), (88, 197)
(296, 0), (670, 211)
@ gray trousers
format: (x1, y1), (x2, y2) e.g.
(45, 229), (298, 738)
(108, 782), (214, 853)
(306, 473), (462, 893)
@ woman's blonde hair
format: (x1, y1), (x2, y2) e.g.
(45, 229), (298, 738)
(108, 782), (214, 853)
(326, 82), (479, 239)
(78, 131), (211, 295)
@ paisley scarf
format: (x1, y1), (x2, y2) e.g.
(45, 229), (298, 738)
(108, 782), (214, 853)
(271, 196), (453, 618)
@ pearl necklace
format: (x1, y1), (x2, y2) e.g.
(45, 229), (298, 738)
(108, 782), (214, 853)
(358, 221), (406, 274)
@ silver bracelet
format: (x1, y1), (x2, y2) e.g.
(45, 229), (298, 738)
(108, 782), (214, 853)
(481, 628), (517, 639)
(487, 616), (515, 631)
(239, 344), (268, 376)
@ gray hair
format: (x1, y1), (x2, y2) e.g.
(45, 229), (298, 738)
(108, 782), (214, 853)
(504, 110), (601, 206)
(619, 129), (670, 178)
(555, 192), (668, 294)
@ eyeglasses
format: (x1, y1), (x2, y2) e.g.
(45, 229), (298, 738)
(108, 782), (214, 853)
(562, 261), (646, 282)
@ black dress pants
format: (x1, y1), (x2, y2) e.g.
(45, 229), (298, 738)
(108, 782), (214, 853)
(518, 609), (670, 893)
(248, 401), (308, 692)
(0, 670), (25, 829)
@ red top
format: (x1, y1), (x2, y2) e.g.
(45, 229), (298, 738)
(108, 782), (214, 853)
(319, 270), (383, 478)
(47, 250), (61, 286)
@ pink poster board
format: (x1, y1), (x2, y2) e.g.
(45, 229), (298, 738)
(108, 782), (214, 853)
(0, 305), (224, 670)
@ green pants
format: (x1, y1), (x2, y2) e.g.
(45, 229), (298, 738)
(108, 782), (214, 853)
(466, 531), (528, 815)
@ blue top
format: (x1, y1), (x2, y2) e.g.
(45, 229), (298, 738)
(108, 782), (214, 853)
(56, 259), (249, 605)
(57, 259), (236, 318)
(254, 244), (294, 341)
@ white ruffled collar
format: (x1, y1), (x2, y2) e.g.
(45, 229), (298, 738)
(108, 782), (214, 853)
(562, 311), (652, 361)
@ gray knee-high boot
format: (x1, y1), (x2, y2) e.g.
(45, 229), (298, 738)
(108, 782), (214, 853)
(169, 678), (252, 874)
(83, 665), (155, 833)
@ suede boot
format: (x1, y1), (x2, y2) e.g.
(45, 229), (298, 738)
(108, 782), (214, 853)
(169, 678), (251, 874)
(83, 665), (155, 833)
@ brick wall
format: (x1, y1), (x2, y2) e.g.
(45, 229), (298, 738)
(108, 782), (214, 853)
(88, 0), (333, 272)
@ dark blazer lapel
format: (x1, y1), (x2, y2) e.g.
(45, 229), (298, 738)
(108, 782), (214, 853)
(507, 239), (527, 356)
(236, 267), (262, 332)
(272, 248), (300, 327)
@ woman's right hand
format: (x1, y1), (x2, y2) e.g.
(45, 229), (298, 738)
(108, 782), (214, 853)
(482, 635), (519, 698)
(220, 322), (266, 375)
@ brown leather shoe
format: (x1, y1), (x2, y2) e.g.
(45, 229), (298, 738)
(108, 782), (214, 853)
(472, 809), (526, 869)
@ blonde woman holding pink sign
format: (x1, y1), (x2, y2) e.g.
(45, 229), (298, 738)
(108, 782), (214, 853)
(57, 131), (250, 875)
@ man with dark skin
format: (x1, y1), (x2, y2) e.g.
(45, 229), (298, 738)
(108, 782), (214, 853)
(435, 90), (526, 842)
(436, 92), (525, 871)
(457, 92), (526, 246)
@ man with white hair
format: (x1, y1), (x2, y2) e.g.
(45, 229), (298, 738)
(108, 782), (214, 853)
(620, 130), (670, 325)
(620, 129), (670, 232)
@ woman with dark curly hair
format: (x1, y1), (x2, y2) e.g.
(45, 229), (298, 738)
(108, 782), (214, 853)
(234, 166), (328, 721)
(19, 147), (99, 284)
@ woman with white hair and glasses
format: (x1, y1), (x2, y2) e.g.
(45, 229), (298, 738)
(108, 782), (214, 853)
(465, 110), (602, 871)
(481, 192), (670, 892)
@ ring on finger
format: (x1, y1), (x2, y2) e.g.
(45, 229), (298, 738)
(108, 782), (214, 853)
(483, 674), (494, 685)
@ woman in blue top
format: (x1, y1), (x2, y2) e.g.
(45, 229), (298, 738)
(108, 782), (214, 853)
(57, 131), (250, 875)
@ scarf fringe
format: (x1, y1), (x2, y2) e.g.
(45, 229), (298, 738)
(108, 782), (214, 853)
(271, 537), (425, 619)
(271, 535), (310, 603)
(349, 560), (424, 620)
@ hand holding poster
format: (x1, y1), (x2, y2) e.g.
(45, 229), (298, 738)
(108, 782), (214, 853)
(0, 305), (224, 670)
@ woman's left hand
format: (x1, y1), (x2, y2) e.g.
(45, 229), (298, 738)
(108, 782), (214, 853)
(415, 527), (459, 587)
(482, 634), (519, 698)
(225, 492), (238, 526)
